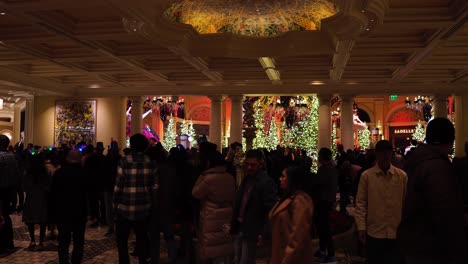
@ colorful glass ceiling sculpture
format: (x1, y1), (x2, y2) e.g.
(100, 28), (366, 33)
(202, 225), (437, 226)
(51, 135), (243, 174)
(165, 0), (337, 36)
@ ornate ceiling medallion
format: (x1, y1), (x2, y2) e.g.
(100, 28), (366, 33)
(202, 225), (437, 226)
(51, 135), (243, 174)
(165, 0), (337, 36)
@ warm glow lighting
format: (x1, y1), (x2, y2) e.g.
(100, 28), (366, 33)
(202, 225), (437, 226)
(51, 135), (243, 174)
(0, 98), (3, 109)
(0, 12), (5, 16)
(259, 57), (281, 81)
(89, 84), (101, 89)
(259, 57), (276, 69)
(310, 81), (324, 85)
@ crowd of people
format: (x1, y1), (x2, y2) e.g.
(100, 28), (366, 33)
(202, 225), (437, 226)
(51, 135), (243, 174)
(0, 117), (467, 264)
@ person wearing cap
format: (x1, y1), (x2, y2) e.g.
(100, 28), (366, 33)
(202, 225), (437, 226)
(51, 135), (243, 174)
(48, 149), (88, 264)
(398, 117), (468, 264)
(354, 140), (407, 264)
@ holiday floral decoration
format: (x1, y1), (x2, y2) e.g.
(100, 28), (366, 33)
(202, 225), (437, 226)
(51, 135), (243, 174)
(54, 101), (96, 146)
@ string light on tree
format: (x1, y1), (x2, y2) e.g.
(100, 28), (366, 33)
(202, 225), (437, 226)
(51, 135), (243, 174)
(253, 101), (267, 149)
(412, 120), (425, 143)
(358, 125), (371, 150)
(331, 123), (338, 159)
(265, 119), (279, 151)
(180, 119), (188, 135)
(162, 116), (177, 150)
(187, 119), (197, 143)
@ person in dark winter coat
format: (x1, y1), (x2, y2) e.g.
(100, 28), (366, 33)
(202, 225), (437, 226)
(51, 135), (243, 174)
(398, 118), (468, 264)
(23, 153), (50, 250)
(230, 149), (276, 264)
(49, 149), (89, 264)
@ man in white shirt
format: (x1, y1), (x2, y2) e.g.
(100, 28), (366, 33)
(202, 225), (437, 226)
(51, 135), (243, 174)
(355, 140), (407, 264)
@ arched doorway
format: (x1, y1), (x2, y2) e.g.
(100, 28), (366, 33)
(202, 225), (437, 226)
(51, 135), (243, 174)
(387, 107), (423, 151)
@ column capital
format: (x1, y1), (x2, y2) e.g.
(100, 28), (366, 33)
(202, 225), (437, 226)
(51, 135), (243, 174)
(128, 96), (144, 103)
(316, 94), (333, 105)
(208, 95), (224, 102)
(229, 95), (244, 102)
(339, 94), (355, 102)
(24, 94), (35, 102)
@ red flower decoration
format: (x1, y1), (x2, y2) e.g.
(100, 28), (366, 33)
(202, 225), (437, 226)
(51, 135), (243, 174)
(239, 24), (245, 29)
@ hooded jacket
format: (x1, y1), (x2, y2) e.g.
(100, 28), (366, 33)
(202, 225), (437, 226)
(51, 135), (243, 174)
(397, 144), (468, 263)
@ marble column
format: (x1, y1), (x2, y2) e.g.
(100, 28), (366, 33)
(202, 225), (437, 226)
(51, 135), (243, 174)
(432, 94), (448, 118)
(229, 95), (244, 145)
(317, 94), (332, 150)
(209, 95), (223, 151)
(129, 96), (143, 136)
(454, 95), (464, 157)
(13, 105), (22, 145)
(120, 96), (128, 149)
(340, 95), (354, 151)
(24, 96), (34, 144)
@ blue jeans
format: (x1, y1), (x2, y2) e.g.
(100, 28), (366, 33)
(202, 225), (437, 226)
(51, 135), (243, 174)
(233, 233), (256, 264)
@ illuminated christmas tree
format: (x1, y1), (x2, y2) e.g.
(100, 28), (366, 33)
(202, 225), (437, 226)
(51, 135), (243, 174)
(187, 119), (197, 144)
(253, 102), (267, 149)
(358, 125), (371, 150)
(296, 96), (319, 154)
(180, 119), (188, 135)
(412, 120), (425, 143)
(162, 116), (177, 150)
(281, 120), (296, 148)
(265, 119), (279, 151)
(331, 123), (338, 159)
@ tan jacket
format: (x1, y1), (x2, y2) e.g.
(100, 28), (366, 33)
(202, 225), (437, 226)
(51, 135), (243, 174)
(355, 164), (407, 239)
(192, 166), (236, 259)
(269, 192), (315, 264)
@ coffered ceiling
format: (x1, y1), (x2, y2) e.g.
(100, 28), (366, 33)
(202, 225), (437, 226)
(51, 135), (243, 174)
(0, 0), (467, 102)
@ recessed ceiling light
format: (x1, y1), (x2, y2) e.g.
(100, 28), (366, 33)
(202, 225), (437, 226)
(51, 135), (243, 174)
(89, 84), (101, 89)
(0, 12), (6, 16)
(370, 19), (375, 22)
(361, 10), (365, 13)
(366, 28), (371, 31)
(310, 81), (324, 85)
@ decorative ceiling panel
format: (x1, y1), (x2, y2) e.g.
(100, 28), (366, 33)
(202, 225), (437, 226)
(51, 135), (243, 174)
(165, 0), (336, 36)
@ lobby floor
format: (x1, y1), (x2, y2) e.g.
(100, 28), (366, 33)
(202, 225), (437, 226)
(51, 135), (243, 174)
(0, 212), (365, 264)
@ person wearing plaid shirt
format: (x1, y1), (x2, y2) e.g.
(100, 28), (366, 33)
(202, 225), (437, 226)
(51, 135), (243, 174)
(114, 133), (156, 264)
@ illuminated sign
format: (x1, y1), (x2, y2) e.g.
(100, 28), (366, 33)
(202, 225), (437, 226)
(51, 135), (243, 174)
(394, 128), (415, 134)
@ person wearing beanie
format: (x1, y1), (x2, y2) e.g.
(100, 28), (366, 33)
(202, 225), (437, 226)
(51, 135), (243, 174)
(398, 117), (468, 264)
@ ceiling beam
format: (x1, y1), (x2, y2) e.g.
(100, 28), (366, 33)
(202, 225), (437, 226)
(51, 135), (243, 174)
(391, 8), (468, 82)
(0, 66), (71, 96)
(74, 82), (465, 97)
(330, 40), (355, 81)
(0, 5), (170, 84)
(168, 47), (223, 81)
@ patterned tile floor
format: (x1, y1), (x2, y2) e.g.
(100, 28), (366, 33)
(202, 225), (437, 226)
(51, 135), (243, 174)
(1, 211), (365, 264)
